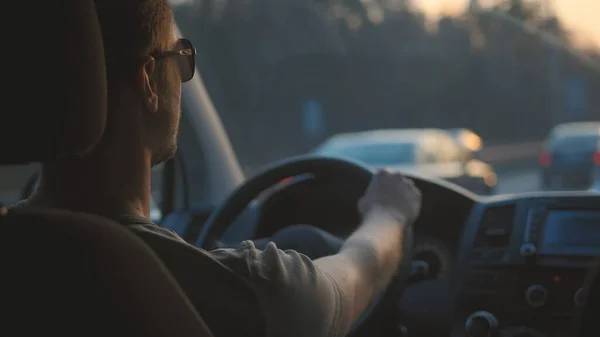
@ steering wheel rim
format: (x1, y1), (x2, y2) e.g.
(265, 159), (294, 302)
(196, 155), (414, 332)
(197, 155), (373, 247)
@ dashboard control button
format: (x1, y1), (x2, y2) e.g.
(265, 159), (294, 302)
(465, 311), (498, 337)
(520, 243), (537, 257)
(525, 284), (548, 308)
(574, 288), (587, 308)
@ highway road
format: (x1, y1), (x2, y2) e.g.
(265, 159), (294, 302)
(495, 166), (541, 194)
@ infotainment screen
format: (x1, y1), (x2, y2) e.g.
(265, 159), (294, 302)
(540, 210), (600, 256)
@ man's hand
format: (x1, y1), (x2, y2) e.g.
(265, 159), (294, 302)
(358, 168), (422, 227)
(313, 168), (422, 329)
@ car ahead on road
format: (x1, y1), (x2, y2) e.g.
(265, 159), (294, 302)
(540, 121), (600, 191)
(445, 128), (483, 161)
(313, 129), (496, 195)
(445, 127), (498, 187)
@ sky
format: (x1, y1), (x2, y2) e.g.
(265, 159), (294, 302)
(414, 0), (600, 47)
(169, 0), (600, 47)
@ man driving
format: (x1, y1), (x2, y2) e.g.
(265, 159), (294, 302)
(18, 1), (421, 336)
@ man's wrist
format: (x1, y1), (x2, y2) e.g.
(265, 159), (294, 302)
(363, 205), (408, 229)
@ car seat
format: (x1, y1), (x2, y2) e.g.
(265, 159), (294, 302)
(0, 1), (214, 336)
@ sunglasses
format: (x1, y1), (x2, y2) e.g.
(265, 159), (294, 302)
(153, 38), (196, 82)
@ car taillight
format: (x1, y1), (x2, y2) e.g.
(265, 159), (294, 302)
(539, 152), (552, 167)
(593, 152), (600, 166)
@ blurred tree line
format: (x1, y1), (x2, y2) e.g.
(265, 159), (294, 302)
(173, 0), (600, 170)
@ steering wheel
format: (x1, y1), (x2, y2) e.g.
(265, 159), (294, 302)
(196, 155), (414, 333)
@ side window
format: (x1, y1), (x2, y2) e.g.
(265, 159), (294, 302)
(150, 153), (189, 223)
(149, 108), (207, 222)
(0, 163), (39, 203)
(175, 107), (208, 207)
(150, 163), (165, 222)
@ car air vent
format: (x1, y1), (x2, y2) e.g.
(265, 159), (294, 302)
(474, 205), (516, 248)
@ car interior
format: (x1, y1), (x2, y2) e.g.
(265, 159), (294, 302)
(1, 1), (599, 337)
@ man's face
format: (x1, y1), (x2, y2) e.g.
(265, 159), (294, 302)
(151, 30), (183, 166)
(152, 32), (181, 165)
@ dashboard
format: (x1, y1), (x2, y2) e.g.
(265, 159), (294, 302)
(453, 192), (600, 337)
(161, 168), (599, 337)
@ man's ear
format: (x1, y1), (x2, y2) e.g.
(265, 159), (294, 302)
(137, 56), (159, 113)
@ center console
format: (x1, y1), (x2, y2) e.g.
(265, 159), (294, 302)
(452, 193), (600, 337)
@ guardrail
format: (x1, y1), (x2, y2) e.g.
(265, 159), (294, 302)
(477, 141), (543, 164)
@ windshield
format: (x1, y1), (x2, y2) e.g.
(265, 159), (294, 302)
(178, 1), (600, 195)
(1, 1), (598, 206)
(316, 142), (416, 166)
(172, 0), (600, 194)
(0, 1), (597, 204)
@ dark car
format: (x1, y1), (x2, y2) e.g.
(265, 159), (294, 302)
(540, 122), (600, 190)
(313, 129), (497, 195)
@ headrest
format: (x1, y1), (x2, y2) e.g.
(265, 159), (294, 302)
(0, 0), (107, 164)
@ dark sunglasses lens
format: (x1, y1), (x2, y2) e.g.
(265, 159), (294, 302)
(177, 39), (195, 82)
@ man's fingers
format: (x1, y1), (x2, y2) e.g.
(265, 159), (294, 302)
(372, 169), (421, 193)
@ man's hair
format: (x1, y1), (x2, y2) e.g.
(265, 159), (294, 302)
(94, 0), (173, 84)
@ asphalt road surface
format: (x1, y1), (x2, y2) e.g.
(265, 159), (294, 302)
(495, 166), (541, 194)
